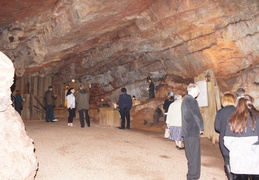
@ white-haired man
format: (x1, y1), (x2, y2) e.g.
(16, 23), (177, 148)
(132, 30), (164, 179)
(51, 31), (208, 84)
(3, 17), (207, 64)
(181, 83), (204, 180)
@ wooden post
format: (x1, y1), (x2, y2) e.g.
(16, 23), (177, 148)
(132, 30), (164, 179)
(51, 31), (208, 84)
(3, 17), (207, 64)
(14, 75), (53, 120)
(195, 69), (221, 144)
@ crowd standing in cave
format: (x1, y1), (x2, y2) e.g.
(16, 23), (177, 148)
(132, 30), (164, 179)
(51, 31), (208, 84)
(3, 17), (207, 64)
(162, 85), (259, 180)
(214, 87), (259, 180)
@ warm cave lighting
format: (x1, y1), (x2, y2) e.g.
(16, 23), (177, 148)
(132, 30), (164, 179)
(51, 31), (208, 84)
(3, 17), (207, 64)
(205, 73), (211, 82)
(71, 79), (75, 82)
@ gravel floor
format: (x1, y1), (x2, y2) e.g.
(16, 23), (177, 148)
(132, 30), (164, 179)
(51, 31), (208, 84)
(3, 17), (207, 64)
(24, 118), (227, 180)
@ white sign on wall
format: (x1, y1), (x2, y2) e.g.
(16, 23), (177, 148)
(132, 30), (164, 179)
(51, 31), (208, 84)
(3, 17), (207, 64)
(196, 81), (208, 107)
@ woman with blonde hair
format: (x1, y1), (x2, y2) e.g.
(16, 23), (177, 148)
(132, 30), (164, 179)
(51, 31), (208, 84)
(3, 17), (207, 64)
(215, 93), (236, 180)
(224, 97), (259, 180)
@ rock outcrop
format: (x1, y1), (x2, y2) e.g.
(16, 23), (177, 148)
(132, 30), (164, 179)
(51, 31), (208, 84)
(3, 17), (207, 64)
(0, 0), (258, 106)
(0, 52), (37, 179)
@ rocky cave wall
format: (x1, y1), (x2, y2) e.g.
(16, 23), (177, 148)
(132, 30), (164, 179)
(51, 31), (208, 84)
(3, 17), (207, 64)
(0, 0), (258, 108)
(0, 52), (37, 179)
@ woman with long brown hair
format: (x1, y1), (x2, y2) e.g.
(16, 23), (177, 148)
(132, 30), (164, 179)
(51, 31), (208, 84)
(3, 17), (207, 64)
(224, 96), (259, 180)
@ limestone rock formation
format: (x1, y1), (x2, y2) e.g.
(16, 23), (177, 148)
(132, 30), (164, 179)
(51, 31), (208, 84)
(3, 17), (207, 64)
(0, 52), (37, 179)
(0, 0), (258, 107)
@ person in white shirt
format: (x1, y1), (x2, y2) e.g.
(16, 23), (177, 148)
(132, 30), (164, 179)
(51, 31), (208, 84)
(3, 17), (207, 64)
(166, 94), (184, 150)
(66, 88), (76, 126)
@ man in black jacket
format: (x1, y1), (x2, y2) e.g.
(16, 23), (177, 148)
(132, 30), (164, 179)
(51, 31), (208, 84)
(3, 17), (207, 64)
(44, 86), (57, 122)
(117, 88), (132, 129)
(181, 83), (204, 180)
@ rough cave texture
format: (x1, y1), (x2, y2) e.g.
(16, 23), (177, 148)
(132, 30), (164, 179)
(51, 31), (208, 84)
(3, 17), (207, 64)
(0, 52), (37, 179)
(0, 0), (258, 107)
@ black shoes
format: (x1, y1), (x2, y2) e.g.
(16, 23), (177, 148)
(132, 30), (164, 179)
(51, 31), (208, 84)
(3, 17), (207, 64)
(176, 146), (185, 150)
(118, 127), (130, 130)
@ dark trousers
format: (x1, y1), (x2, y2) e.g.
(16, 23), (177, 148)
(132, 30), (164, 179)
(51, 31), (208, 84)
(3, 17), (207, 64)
(183, 136), (201, 180)
(149, 91), (155, 99)
(79, 109), (90, 127)
(234, 174), (259, 180)
(119, 108), (130, 128)
(46, 105), (54, 122)
(68, 108), (76, 123)
(15, 105), (22, 115)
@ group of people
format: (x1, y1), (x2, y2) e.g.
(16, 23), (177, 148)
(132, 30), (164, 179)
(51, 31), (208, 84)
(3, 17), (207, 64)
(165, 83), (204, 180)
(44, 85), (90, 128)
(165, 85), (259, 180)
(215, 88), (259, 180)
(116, 81), (204, 180)
(44, 79), (258, 180)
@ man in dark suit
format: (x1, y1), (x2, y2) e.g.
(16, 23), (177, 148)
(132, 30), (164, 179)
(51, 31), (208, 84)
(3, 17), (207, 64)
(117, 88), (132, 129)
(181, 83), (204, 180)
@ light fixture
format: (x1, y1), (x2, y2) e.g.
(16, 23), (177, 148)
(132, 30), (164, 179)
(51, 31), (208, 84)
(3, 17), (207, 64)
(71, 79), (75, 82)
(205, 72), (211, 82)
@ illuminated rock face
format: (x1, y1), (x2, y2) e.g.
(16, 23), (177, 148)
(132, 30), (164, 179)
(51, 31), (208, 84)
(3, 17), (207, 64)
(0, 52), (37, 179)
(0, 0), (258, 106)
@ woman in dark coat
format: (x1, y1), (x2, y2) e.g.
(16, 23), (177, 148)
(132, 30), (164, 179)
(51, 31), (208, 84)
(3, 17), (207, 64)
(163, 91), (174, 122)
(147, 76), (155, 99)
(215, 93), (236, 180)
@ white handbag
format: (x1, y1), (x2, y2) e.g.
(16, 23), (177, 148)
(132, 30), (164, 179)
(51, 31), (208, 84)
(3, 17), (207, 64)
(164, 128), (170, 138)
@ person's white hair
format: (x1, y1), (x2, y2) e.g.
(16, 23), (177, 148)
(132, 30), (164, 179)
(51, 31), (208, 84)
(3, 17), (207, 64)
(187, 83), (198, 92)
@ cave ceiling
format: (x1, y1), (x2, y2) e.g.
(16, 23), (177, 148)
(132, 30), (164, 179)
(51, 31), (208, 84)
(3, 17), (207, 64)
(0, 0), (259, 96)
